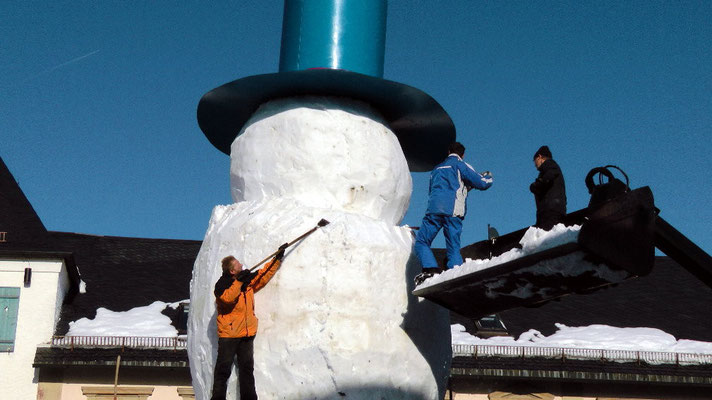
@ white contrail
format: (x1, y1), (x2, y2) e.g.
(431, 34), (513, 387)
(46, 49), (100, 71)
(20, 49), (100, 84)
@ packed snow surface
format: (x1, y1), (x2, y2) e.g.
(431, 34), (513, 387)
(229, 96), (412, 225)
(417, 223), (584, 289)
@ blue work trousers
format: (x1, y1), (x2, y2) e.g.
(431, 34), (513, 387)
(414, 213), (464, 269)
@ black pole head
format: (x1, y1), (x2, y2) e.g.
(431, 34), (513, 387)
(317, 219), (330, 227)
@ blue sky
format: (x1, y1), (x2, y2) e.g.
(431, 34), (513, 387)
(2, 1), (710, 256)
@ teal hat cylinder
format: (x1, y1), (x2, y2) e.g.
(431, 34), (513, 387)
(279, 0), (386, 77)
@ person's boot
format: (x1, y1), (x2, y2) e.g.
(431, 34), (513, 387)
(414, 268), (441, 286)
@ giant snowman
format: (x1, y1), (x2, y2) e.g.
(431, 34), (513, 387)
(189, 1), (456, 399)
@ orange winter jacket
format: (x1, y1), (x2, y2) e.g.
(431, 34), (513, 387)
(214, 258), (281, 338)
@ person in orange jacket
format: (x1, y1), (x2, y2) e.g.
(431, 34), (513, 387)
(210, 243), (287, 400)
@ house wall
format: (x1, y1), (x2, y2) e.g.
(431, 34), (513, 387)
(38, 365), (194, 400)
(56, 384), (194, 400)
(447, 376), (712, 399)
(0, 257), (68, 400)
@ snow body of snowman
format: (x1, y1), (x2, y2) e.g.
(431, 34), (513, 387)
(190, 1), (458, 398)
(188, 96), (451, 399)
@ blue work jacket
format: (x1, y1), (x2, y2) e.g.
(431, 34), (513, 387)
(426, 154), (493, 217)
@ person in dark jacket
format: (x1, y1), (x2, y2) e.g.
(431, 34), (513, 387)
(211, 243), (287, 400)
(414, 142), (493, 285)
(530, 145), (566, 230)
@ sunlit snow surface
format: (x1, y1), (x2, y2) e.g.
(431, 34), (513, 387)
(451, 324), (712, 358)
(416, 224), (583, 290)
(67, 300), (181, 337)
(229, 96), (412, 225)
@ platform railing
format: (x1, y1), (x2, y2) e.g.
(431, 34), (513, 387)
(49, 335), (187, 350)
(452, 344), (712, 366)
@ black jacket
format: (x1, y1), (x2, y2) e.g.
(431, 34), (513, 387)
(530, 158), (567, 220)
(214, 272), (235, 298)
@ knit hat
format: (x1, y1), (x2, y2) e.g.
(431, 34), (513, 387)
(534, 145), (552, 159)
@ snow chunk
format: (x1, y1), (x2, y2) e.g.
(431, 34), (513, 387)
(229, 97), (412, 225)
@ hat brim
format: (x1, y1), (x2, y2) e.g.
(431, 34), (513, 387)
(197, 69), (455, 172)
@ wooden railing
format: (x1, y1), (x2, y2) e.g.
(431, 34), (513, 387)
(50, 335), (187, 350)
(452, 344), (712, 366)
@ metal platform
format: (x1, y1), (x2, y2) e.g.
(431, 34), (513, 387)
(412, 185), (712, 319)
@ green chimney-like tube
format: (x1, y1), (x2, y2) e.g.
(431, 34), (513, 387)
(278, 0), (387, 78)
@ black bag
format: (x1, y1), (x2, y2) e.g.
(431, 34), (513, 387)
(585, 165), (630, 207)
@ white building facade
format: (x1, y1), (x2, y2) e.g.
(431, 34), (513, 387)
(0, 255), (72, 400)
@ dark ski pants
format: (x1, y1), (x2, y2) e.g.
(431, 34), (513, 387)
(415, 213), (464, 269)
(535, 211), (565, 231)
(211, 336), (257, 400)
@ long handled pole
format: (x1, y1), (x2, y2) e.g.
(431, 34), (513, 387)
(113, 354), (121, 400)
(246, 218), (330, 272)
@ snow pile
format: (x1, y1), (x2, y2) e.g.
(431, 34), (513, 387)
(519, 223), (580, 253)
(451, 323), (712, 357)
(188, 98), (450, 400)
(67, 300), (180, 337)
(417, 223), (582, 289)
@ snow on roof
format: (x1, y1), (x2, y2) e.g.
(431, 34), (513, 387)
(67, 300), (185, 337)
(417, 223), (582, 289)
(451, 323), (712, 355)
(64, 297), (712, 358)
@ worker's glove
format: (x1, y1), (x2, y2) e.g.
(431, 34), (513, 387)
(274, 242), (289, 261)
(237, 269), (251, 292)
(481, 171), (493, 178)
(237, 270), (258, 292)
(236, 269), (252, 283)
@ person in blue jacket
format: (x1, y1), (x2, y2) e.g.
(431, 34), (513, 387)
(414, 142), (493, 285)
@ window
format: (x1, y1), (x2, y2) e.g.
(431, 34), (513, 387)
(1, 287), (20, 352)
(474, 314), (508, 338)
(81, 386), (154, 400)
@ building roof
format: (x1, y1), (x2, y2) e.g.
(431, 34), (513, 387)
(451, 354), (712, 384)
(449, 354), (712, 396)
(46, 231), (201, 335)
(0, 157), (48, 246)
(33, 347), (188, 369)
(0, 156), (201, 335)
(497, 256), (712, 342)
(2, 155), (711, 346)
